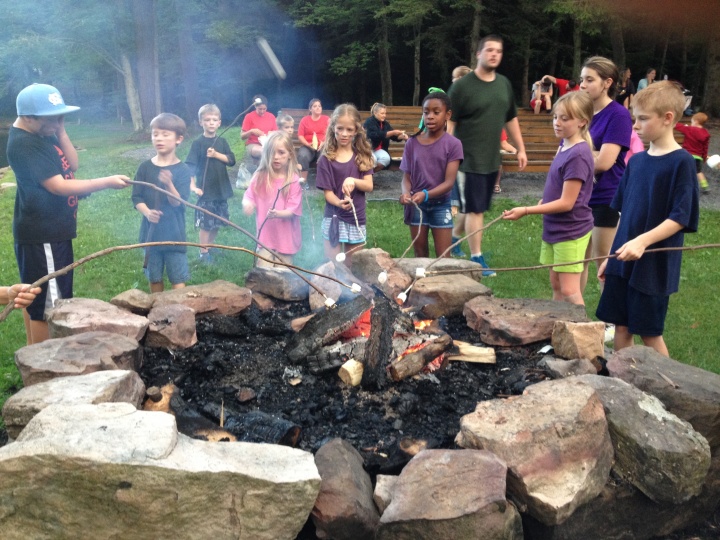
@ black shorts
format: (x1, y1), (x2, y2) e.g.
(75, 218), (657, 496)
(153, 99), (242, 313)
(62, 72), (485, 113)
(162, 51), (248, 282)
(592, 204), (620, 228)
(15, 241), (74, 321)
(458, 171), (498, 214)
(694, 158), (703, 174)
(195, 199), (229, 231)
(596, 274), (669, 337)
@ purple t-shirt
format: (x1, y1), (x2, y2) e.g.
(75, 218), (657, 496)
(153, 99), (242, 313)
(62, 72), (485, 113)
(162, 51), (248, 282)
(588, 100), (632, 206)
(316, 153), (373, 225)
(400, 133), (464, 202)
(542, 141), (595, 244)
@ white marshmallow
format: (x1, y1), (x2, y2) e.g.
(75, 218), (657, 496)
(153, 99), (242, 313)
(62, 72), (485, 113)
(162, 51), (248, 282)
(351, 283), (361, 293)
(335, 252), (346, 263)
(324, 297), (336, 308)
(415, 267), (426, 278)
(378, 271), (388, 284)
(397, 292), (407, 304)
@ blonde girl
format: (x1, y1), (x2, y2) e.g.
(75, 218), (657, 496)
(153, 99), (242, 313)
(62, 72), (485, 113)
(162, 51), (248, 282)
(503, 92), (596, 305)
(242, 131), (303, 267)
(316, 104), (374, 265)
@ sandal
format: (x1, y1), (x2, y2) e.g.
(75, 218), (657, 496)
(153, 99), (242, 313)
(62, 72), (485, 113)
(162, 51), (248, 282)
(494, 186), (502, 194)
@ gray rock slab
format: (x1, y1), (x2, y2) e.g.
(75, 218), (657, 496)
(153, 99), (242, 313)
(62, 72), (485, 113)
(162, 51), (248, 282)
(607, 346), (720, 453)
(48, 298), (149, 341)
(408, 274), (491, 318)
(573, 375), (710, 504)
(457, 378), (613, 525)
(464, 296), (589, 346)
(152, 280), (251, 316)
(14, 331), (143, 387)
(244, 266), (309, 301)
(373, 474), (397, 515)
(2, 370), (145, 440)
(145, 303), (197, 349)
(539, 356), (598, 378)
(394, 257), (485, 283)
(376, 449), (523, 539)
(0, 403), (320, 540)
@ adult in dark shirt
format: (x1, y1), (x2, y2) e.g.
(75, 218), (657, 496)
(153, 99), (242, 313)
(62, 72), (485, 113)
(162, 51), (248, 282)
(363, 103), (408, 171)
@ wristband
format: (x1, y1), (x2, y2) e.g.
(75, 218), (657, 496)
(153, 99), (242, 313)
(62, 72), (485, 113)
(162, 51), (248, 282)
(422, 189), (429, 203)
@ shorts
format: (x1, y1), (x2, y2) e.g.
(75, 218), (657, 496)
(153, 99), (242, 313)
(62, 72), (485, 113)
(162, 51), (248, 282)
(144, 250), (190, 285)
(450, 182), (461, 208)
(321, 217), (366, 244)
(591, 204), (620, 228)
(693, 157), (703, 174)
(530, 99), (548, 110)
(195, 199), (229, 231)
(15, 241), (74, 321)
(539, 231), (591, 273)
(404, 198), (453, 228)
(457, 171), (498, 214)
(596, 274), (669, 337)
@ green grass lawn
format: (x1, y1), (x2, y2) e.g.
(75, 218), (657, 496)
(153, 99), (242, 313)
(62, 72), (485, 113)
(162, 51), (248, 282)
(2, 122), (720, 417)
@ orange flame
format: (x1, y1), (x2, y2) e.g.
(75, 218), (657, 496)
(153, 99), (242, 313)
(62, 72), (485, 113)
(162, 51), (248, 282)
(340, 309), (372, 340)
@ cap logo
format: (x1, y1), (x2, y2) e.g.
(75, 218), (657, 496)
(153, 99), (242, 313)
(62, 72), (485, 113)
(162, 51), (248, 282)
(48, 92), (64, 106)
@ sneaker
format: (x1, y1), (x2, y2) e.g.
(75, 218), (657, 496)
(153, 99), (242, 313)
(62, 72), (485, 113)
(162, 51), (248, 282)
(471, 254), (496, 277)
(450, 237), (466, 258)
(604, 324), (615, 343)
(199, 252), (214, 264)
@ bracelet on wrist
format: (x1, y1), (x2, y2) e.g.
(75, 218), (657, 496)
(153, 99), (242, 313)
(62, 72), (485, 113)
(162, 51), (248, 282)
(422, 189), (429, 203)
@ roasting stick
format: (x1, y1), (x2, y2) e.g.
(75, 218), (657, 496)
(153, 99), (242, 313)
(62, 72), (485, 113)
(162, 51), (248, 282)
(254, 178), (300, 268)
(335, 199), (367, 263)
(0, 241), (358, 324)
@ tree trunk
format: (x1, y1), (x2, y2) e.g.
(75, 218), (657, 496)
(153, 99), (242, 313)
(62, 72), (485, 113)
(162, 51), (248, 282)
(132, 0), (159, 129)
(412, 23), (421, 107)
(572, 22), (582, 80)
(521, 41), (531, 106)
(609, 17), (626, 69)
(659, 32), (670, 79)
(377, 11), (393, 105)
(469, 0), (482, 68)
(173, 0), (201, 124)
(121, 53), (144, 132)
(703, 34), (720, 116)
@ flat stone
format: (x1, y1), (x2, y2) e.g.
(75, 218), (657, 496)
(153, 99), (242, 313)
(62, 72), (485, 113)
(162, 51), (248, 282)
(350, 248), (412, 300)
(312, 438), (379, 540)
(463, 297), (589, 346)
(14, 331), (143, 387)
(538, 356), (598, 378)
(152, 280), (251, 316)
(110, 288), (155, 315)
(376, 449), (523, 539)
(252, 291), (278, 311)
(244, 266), (309, 301)
(607, 346), (720, 453)
(373, 474), (397, 514)
(48, 298), (149, 341)
(408, 275), (491, 318)
(145, 304), (197, 349)
(0, 403), (320, 540)
(1, 370), (145, 439)
(457, 378), (613, 525)
(551, 321), (605, 360)
(394, 257), (485, 283)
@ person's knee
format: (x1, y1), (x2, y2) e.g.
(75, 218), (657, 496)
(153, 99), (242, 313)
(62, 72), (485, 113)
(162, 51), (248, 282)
(375, 150), (391, 168)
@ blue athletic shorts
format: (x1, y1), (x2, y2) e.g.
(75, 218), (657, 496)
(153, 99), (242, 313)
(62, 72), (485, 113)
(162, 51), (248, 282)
(15, 241), (74, 321)
(144, 250), (190, 285)
(404, 198), (453, 228)
(596, 274), (669, 337)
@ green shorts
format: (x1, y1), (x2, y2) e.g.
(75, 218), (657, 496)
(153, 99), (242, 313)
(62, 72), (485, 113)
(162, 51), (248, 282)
(539, 231), (592, 273)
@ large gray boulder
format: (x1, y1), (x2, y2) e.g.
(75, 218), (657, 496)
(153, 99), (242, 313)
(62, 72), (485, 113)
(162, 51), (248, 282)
(48, 298), (149, 341)
(2, 370), (145, 440)
(376, 449), (523, 539)
(457, 378), (613, 525)
(408, 274), (491, 318)
(244, 266), (309, 301)
(394, 257), (485, 283)
(14, 331), (143, 387)
(0, 403), (320, 540)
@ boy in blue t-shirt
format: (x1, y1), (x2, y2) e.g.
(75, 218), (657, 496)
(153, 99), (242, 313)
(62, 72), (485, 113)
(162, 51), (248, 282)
(596, 81), (700, 356)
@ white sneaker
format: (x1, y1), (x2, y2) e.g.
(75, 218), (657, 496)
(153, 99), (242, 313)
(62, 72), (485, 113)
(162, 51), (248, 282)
(604, 324), (615, 343)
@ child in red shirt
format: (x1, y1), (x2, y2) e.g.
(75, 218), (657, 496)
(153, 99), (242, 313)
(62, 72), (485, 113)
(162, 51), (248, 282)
(674, 112), (711, 192)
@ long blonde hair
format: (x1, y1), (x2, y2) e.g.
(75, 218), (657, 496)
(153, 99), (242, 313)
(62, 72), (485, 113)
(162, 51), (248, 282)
(323, 104), (374, 172)
(253, 131), (298, 195)
(552, 92), (594, 149)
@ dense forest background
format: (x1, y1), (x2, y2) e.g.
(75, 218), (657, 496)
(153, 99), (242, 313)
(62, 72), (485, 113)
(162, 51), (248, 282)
(1, 0), (719, 131)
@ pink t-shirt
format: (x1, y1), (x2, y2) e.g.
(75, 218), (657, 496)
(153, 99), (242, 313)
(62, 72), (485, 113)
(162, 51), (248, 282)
(243, 173), (303, 255)
(298, 115), (330, 145)
(624, 130), (646, 165)
(242, 111), (277, 146)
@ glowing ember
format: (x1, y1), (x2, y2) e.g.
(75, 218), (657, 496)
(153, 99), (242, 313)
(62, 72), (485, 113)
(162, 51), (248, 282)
(423, 354), (447, 372)
(340, 309), (372, 339)
(414, 319), (434, 331)
(396, 340), (430, 360)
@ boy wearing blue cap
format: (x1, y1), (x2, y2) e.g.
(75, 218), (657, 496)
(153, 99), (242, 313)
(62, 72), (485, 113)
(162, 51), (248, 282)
(7, 83), (130, 345)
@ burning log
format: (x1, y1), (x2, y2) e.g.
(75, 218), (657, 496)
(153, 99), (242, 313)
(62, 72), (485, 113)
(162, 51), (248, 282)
(388, 334), (453, 382)
(338, 359), (364, 386)
(224, 411), (301, 447)
(447, 340), (497, 364)
(284, 295), (372, 363)
(361, 294), (399, 390)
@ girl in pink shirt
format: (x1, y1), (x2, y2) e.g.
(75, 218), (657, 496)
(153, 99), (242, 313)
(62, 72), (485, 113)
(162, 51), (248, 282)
(242, 132), (303, 267)
(297, 98), (331, 182)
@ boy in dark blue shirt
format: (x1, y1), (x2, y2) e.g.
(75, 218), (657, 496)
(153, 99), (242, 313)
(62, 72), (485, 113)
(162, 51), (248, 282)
(596, 81), (700, 356)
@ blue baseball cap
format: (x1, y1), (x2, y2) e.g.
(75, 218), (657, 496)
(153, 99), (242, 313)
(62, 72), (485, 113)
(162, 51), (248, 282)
(16, 83), (80, 116)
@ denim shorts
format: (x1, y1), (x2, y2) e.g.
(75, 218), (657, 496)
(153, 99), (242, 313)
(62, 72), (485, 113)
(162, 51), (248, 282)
(404, 197), (454, 228)
(596, 274), (669, 337)
(144, 250), (190, 285)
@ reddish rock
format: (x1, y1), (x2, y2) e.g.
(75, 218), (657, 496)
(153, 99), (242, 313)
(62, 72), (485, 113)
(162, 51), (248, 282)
(551, 321), (605, 360)
(48, 298), (149, 341)
(408, 274), (491, 318)
(350, 248), (412, 301)
(110, 288), (155, 315)
(152, 280), (251, 316)
(145, 304), (197, 350)
(395, 257), (485, 283)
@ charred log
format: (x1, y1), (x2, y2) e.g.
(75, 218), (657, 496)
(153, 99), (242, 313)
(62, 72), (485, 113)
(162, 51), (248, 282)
(388, 334), (453, 381)
(307, 337), (368, 374)
(284, 295), (372, 363)
(361, 295), (397, 390)
(224, 411), (301, 447)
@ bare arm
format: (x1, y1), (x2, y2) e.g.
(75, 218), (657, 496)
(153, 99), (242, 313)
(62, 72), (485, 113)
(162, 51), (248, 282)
(504, 180), (582, 220)
(505, 117), (527, 171)
(43, 174), (129, 196)
(446, 120), (456, 136)
(594, 143), (622, 173)
(0, 284), (42, 309)
(615, 219), (685, 261)
(55, 117), (79, 171)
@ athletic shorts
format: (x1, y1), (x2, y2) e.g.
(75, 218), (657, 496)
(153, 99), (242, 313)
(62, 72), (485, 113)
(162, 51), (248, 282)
(195, 199), (229, 231)
(693, 157), (703, 174)
(144, 250), (190, 285)
(457, 171), (498, 214)
(596, 274), (669, 337)
(404, 198), (453, 228)
(539, 230), (592, 273)
(591, 204), (620, 228)
(15, 241), (74, 321)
